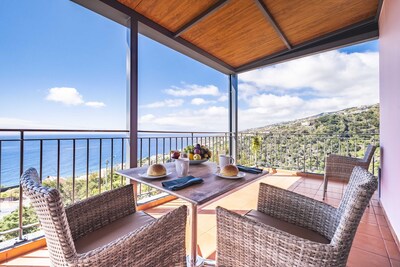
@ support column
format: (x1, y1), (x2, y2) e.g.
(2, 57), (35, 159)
(127, 18), (138, 168)
(229, 74), (238, 161)
(127, 19), (139, 197)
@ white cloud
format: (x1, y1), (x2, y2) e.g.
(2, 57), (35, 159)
(236, 50), (379, 130)
(164, 83), (220, 97)
(85, 101), (106, 108)
(218, 95), (228, 102)
(141, 99), (184, 108)
(46, 87), (106, 108)
(139, 106), (229, 131)
(190, 98), (216, 105)
(46, 87), (84, 106)
(239, 51), (378, 98)
(139, 114), (156, 123)
(139, 49), (379, 132)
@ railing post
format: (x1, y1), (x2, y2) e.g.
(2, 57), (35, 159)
(18, 130), (24, 241)
(303, 135), (306, 172)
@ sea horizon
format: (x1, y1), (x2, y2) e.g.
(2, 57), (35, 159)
(0, 132), (221, 188)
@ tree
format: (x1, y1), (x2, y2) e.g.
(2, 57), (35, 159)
(250, 135), (261, 166)
(0, 206), (39, 241)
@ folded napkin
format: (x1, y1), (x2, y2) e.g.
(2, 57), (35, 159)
(162, 176), (204, 191)
(236, 165), (263, 174)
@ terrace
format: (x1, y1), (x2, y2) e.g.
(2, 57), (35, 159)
(2, 171), (398, 267)
(1, 0), (400, 266)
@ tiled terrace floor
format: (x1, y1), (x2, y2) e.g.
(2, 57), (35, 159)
(1, 171), (399, 267)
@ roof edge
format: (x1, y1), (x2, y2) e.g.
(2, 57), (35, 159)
(71, 0), (235, 74)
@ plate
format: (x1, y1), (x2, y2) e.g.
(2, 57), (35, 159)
(215, 171), (246, 179)
(189, 159), (209, 165)
(138, 172), (172, 179)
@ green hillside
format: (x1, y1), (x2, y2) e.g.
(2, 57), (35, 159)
(245, 104), (379, 135)
(238, 104), (380, 172)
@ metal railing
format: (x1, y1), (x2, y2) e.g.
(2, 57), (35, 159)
(0, 129), (230, 247)
(0, 129), (130, 246)
(0, 129), (380, 248)
(237, 132), (380, 175)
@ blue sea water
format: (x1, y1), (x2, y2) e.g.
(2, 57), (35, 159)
(0, 133), (215, 187)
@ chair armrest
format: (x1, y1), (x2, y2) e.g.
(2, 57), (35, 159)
(257, 183), (338, 239)
(325, 154), (369, 180)
(216, 207), (338, 267)
(66, 185), (135, 240)
(72, 205), (188, 267)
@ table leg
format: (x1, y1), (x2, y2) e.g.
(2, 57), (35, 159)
(187, 203), (216, 267)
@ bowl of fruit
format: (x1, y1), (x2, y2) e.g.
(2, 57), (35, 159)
(183, 144), (212, 165)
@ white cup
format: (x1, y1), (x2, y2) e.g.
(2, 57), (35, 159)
(175, 158), (189, 177)
(219, 155), (234, 169)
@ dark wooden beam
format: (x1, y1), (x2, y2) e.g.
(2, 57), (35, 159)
(375, 0), (384, 22)
(71, 0), (235, 74)
(254, 0), (292, 50)
(235, 18), (378, 73)
(174, 0), (230, 38)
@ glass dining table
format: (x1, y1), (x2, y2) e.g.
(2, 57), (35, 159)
(117, 161), (267, 267)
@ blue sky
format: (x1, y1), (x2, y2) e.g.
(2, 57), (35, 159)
(0, 0), (379, 132)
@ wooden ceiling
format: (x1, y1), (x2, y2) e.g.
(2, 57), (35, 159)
(116, 0), (380, 71)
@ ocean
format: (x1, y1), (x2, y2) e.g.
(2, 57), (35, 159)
(0, 132), (209, 188)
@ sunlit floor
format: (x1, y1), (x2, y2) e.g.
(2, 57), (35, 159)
(1, 171), (399, 267)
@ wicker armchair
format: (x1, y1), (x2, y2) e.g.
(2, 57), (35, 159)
(323, 144), (376, 200)
(216, 166), (377, 267)
(21, 168), (187, 267)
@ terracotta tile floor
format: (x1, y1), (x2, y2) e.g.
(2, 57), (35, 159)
(1, 171), (399, 267)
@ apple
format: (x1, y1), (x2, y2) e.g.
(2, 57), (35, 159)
(193, 154), (201, 160)
(171, 151), (180, 159)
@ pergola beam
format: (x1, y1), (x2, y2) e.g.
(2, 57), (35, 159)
(254, 0), (292, 50)
(174, 0), (230, 38)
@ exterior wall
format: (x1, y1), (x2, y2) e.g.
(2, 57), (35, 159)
(379, 0), (400, 241)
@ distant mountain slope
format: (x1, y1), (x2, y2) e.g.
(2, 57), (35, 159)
(244, 103), (379, 135)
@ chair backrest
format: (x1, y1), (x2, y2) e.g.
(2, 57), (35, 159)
(363, 144), (377, 164)
(21, 168), (76, 266)
(330, 167), (377, 256)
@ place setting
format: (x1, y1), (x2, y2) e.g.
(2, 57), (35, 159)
(215, 154), (264, 179)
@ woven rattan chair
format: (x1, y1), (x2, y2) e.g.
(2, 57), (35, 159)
(21, 168), (187, 267)
(216, 166), (377, 267)
(323, 144), (376, 200)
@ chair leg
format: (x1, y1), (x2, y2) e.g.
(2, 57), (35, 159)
(323, 174), (328, 200)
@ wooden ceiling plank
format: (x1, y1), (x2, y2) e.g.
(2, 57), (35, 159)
(235, 18), (378, 73)
(254, 0), (292, 49)
(174, 0), (230, 38)
(95, 0), (235, 73)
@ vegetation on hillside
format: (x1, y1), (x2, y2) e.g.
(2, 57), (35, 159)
(239, 104), (380, 171)
(0, 170), (158, 241)
(246, 104), (379, 136)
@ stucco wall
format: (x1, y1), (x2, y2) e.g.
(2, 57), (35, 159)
(379, 0), (400, 240)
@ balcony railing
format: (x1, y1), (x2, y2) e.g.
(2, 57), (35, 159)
(0, 129), (379, 249)
(237, 132), (380, 174)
